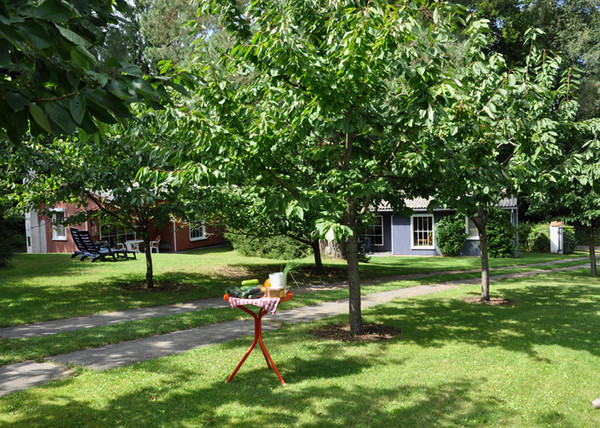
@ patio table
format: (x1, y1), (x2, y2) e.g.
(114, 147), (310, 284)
(125, 239), (144, 252)
(224, 290), (293, 385)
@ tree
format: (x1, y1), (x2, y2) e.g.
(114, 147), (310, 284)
(191, 0), (507, 333)
(429, 35), (579, 301)
(9, 106), (196, 288)
(0, 0), (186, 144)
(457, 0), (600, 120)
(204, 185), (326, 270)
(527, 120), (600, 276)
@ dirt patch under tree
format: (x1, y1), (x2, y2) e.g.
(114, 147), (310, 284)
(311, 323), (401, 342)
(463, 297), (513, 306)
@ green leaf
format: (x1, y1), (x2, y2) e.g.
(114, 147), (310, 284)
(46, 102), (76, 134)
(33, 0), (73, 23)
(28, 103), (52, 133)
(6, 91), (29, 112)
(69, 94), (85, 124)
(16, 22), (52, 49)
(0, 39), (11, 66)
(56, 25), (92, 48)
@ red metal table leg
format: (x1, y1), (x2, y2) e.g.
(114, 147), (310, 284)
(226, 306), (286, 385)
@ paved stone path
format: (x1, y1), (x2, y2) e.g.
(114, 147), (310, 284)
(0, 258), (589, 397)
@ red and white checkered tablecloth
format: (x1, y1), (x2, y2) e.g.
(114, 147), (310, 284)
(228, 297), (281, 314)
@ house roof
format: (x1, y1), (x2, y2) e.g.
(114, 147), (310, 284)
(378, 195), (518, 212)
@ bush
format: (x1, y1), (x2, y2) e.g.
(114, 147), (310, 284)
(526, 223), (549, 252)
(225, 232), (310, 260)
(487, 210), (516, 258)
(517, 222), (532, 252)
(435, 215), (467, 256)
(563, 224), (576, 254)
(524, 222), (575, 254)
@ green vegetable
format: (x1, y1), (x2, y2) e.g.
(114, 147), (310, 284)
(248, 291), (264, 299)
(226, 287), (243, 297)
(241, 286), (262, 298)
(241, 279), (260, 286)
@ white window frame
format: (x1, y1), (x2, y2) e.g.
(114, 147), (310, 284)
(363, 215), (384, 247)
(189, 223), (207, 241)
(465, 216), (479, 240)
(99, 224), (136, 246)
(410, 214), (435, 249)
(51, 209), (67, 241)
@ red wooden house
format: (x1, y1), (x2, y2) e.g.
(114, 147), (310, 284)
(25, 198), (225, 254)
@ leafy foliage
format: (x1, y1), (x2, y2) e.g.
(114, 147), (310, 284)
(435, 215), (468, 257)
(8, 106), (199, 287)
(0, 0), (190, 144)
(486, 210), (516, 258)
(521, 222), (576, 254)
(427, 28), (579, 297)
(225, 232), (310, 260)
(196, 0), (508, 332)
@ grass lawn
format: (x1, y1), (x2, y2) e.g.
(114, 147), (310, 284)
(1, 269), (599, 426)
(0, 247), (587, 328)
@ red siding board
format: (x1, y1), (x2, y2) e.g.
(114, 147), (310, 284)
(37, 201), (225, 253)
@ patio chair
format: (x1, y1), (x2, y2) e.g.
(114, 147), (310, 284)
(70, 228), (92, 260)
(70, 228), (135, 262)
(149, 235), (161, 253)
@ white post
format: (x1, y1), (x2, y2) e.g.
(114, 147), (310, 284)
(550, 221), (563, 254)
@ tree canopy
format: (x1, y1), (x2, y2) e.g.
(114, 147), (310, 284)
(187, 0), (539, 332)
(0, 0), (188, 144)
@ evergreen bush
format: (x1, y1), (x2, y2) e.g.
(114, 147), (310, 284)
(487, 210), (516, 258)
(517, 222), (532, 252)
(435, 215), (467, 256)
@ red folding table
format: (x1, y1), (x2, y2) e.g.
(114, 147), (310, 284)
(224, 291), (293, 385)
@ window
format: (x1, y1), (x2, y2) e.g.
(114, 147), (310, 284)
(190, 223), (207, 241)
(52, 210), (67, 241)
(411, 214), (434, 249)
(466, 217), (479, 240)
(363, 216), (384, 246)
(99, 224), (136, 247)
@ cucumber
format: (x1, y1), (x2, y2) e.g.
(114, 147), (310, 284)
(248, 291), (264, 299)
(241, 286), (261, 298)
(226, 287), (241, 297)
(241, 279), (259, 286)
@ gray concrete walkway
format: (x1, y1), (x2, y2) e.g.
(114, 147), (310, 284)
(0, 258), (589, 397)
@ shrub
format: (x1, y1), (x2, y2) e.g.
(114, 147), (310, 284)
(435, 214), (467, 256)
(517, 222), (532, 252)
(523, 222), (576, 254)
(526, 222), (550, 252)
(487, 209), (516, 258)
(563, 224), (576, 254)
(225, 232), (310, 260)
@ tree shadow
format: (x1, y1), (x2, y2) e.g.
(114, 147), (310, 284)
(373, 271), (600, 359)
(0, 337), (515, 427)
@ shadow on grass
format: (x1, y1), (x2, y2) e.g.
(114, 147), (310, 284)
(373, 271), (600, 360)
(0, 337), (509, 427)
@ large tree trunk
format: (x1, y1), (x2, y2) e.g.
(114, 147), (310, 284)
(473, 209), (490, 301)
(311, 239), (323, 272)
(589, 226), (597, 277)
(345, 231), (363, 334)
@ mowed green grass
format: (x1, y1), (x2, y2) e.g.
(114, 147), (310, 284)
(0, 248), (587, 327)
(1, 269), (599, 427)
